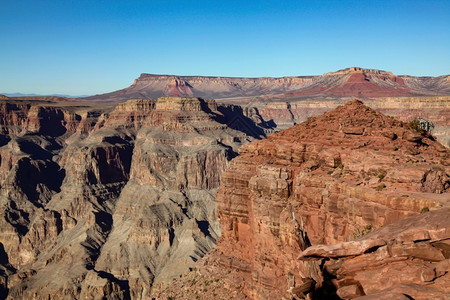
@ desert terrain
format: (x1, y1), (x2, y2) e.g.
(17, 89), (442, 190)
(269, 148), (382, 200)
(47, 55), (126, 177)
(0, 67), (449, 299)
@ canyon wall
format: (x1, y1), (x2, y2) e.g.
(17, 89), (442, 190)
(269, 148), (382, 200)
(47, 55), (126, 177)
(84, 67), (450, 103)
(243, 96), (450, 147)
(0, 97), (268, 299)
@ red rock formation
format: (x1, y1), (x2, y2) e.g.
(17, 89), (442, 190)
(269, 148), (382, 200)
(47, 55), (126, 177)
(299, 208), (450, 299)
(164, 78), (194, 97)
(0, 102), (30, 135)
(213, 99), (450, 299)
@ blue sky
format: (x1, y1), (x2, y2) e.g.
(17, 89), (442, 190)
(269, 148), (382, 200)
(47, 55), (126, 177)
(1, 0), (449, 95)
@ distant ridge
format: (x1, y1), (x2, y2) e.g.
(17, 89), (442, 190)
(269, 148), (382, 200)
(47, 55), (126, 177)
(82, 67), (450, 103)
(1, 93), (90, 98)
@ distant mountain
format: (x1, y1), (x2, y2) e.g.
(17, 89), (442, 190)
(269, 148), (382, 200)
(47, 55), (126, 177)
(1, 93), (90, 98)
(82, 67), (450, 103)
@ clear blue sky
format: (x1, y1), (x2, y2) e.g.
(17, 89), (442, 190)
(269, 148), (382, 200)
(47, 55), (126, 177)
(1, 0), (449, 96)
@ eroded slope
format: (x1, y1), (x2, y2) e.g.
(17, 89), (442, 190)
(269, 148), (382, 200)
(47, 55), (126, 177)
(0, 97), (269, 299)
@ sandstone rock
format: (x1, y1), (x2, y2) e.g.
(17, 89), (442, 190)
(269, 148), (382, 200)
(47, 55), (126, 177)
(435, 259), (450, 277)
(212, 99), (450, 299)
(342, 126), (365, 135)
(298, 239), (386, 259)
(420, 267), (436, 282)
(298, 208), (450, 299)
(337, 284), (365, 299)
(355, 292), (411, 300)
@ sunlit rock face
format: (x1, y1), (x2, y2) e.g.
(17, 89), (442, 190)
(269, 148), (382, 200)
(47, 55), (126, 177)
(214, 100), (449, 299)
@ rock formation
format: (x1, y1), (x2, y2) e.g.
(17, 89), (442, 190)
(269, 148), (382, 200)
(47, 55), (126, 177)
(210, 99), (449, 299)
(298, 208), (450, 299)
(1, 95), (449, 299)
(249, 95), (450, 147)
(0, 97), (270, 299)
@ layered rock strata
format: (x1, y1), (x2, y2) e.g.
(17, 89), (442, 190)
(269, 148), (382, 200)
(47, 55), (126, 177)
(0, 97), (268, 299)
(214, 99), (450, 299)
(84, 67), (450, 103)
(298, 208), (450, 299)
(246, 96), (450, 147)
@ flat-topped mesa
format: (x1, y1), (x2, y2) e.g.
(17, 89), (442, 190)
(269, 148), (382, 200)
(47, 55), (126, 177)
(324, 66), (395, 76)
(104, 97), (268, 138)
(103, 97), (224, 133)
(152, 97), (226, 133)
(103, 99), (156, 129)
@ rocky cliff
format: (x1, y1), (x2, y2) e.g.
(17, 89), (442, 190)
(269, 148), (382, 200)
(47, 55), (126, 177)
(0, 97), (270, 299)
(207, 99), (450, 299)
(298, 208), (450, 299)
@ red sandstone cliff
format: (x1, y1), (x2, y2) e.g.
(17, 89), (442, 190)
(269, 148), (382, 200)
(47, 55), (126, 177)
(208, 99), (450, 299)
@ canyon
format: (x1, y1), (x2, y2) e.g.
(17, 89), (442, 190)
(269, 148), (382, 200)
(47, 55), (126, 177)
(0, 97), (271, 299)
(5, 68), (450, 147)
(0, 67), (449, 299)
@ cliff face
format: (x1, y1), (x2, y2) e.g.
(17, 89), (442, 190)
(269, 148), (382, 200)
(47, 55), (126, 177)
(213, 100), (450, 299)
(0, 97), (269, 299)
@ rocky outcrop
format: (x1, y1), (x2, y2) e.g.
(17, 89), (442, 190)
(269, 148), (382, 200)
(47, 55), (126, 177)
(213, 99), (450, 299)
(0, 97), (268, 299)
(243, 96), (450, 147)
(299, 208), (450, 299)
